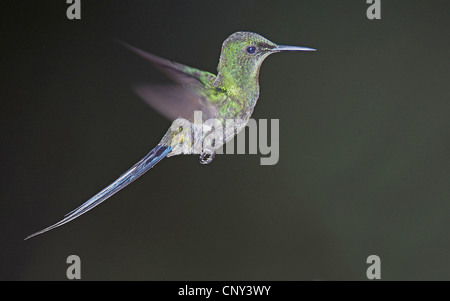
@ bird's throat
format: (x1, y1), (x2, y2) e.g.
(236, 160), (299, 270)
(214, 70), (260, 106)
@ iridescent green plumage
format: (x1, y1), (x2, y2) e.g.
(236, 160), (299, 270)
(128, 32), (315, 157)
(25, 32), (315, 239)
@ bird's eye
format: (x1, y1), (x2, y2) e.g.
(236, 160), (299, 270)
(246, 46), (256, 54)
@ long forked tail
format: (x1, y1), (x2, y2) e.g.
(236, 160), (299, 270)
(25, 144), (172, 240)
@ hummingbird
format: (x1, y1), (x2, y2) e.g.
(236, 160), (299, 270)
(25, 31), (315, 239)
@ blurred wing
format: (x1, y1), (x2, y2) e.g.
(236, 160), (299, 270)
(116, 39), (220, 121)
(115, 39), (216, 86)
(133, 84), (218, 121)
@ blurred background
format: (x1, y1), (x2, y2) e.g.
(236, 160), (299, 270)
(1, 0), (449, 280)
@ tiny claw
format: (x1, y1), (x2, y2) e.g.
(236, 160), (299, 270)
(199, 148), (215, 165)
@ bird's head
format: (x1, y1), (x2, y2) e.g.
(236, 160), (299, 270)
(217, 31), (315, 91)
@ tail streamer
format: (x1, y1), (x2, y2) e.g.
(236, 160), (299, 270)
(25, 145), (171, 240)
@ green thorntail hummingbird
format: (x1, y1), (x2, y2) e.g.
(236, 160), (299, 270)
(26, 31), (315, 239)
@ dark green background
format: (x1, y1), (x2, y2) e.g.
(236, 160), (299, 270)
(1, 0), (449, 280)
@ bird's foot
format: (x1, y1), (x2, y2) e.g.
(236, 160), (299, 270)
(199, 148), (215, 164)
